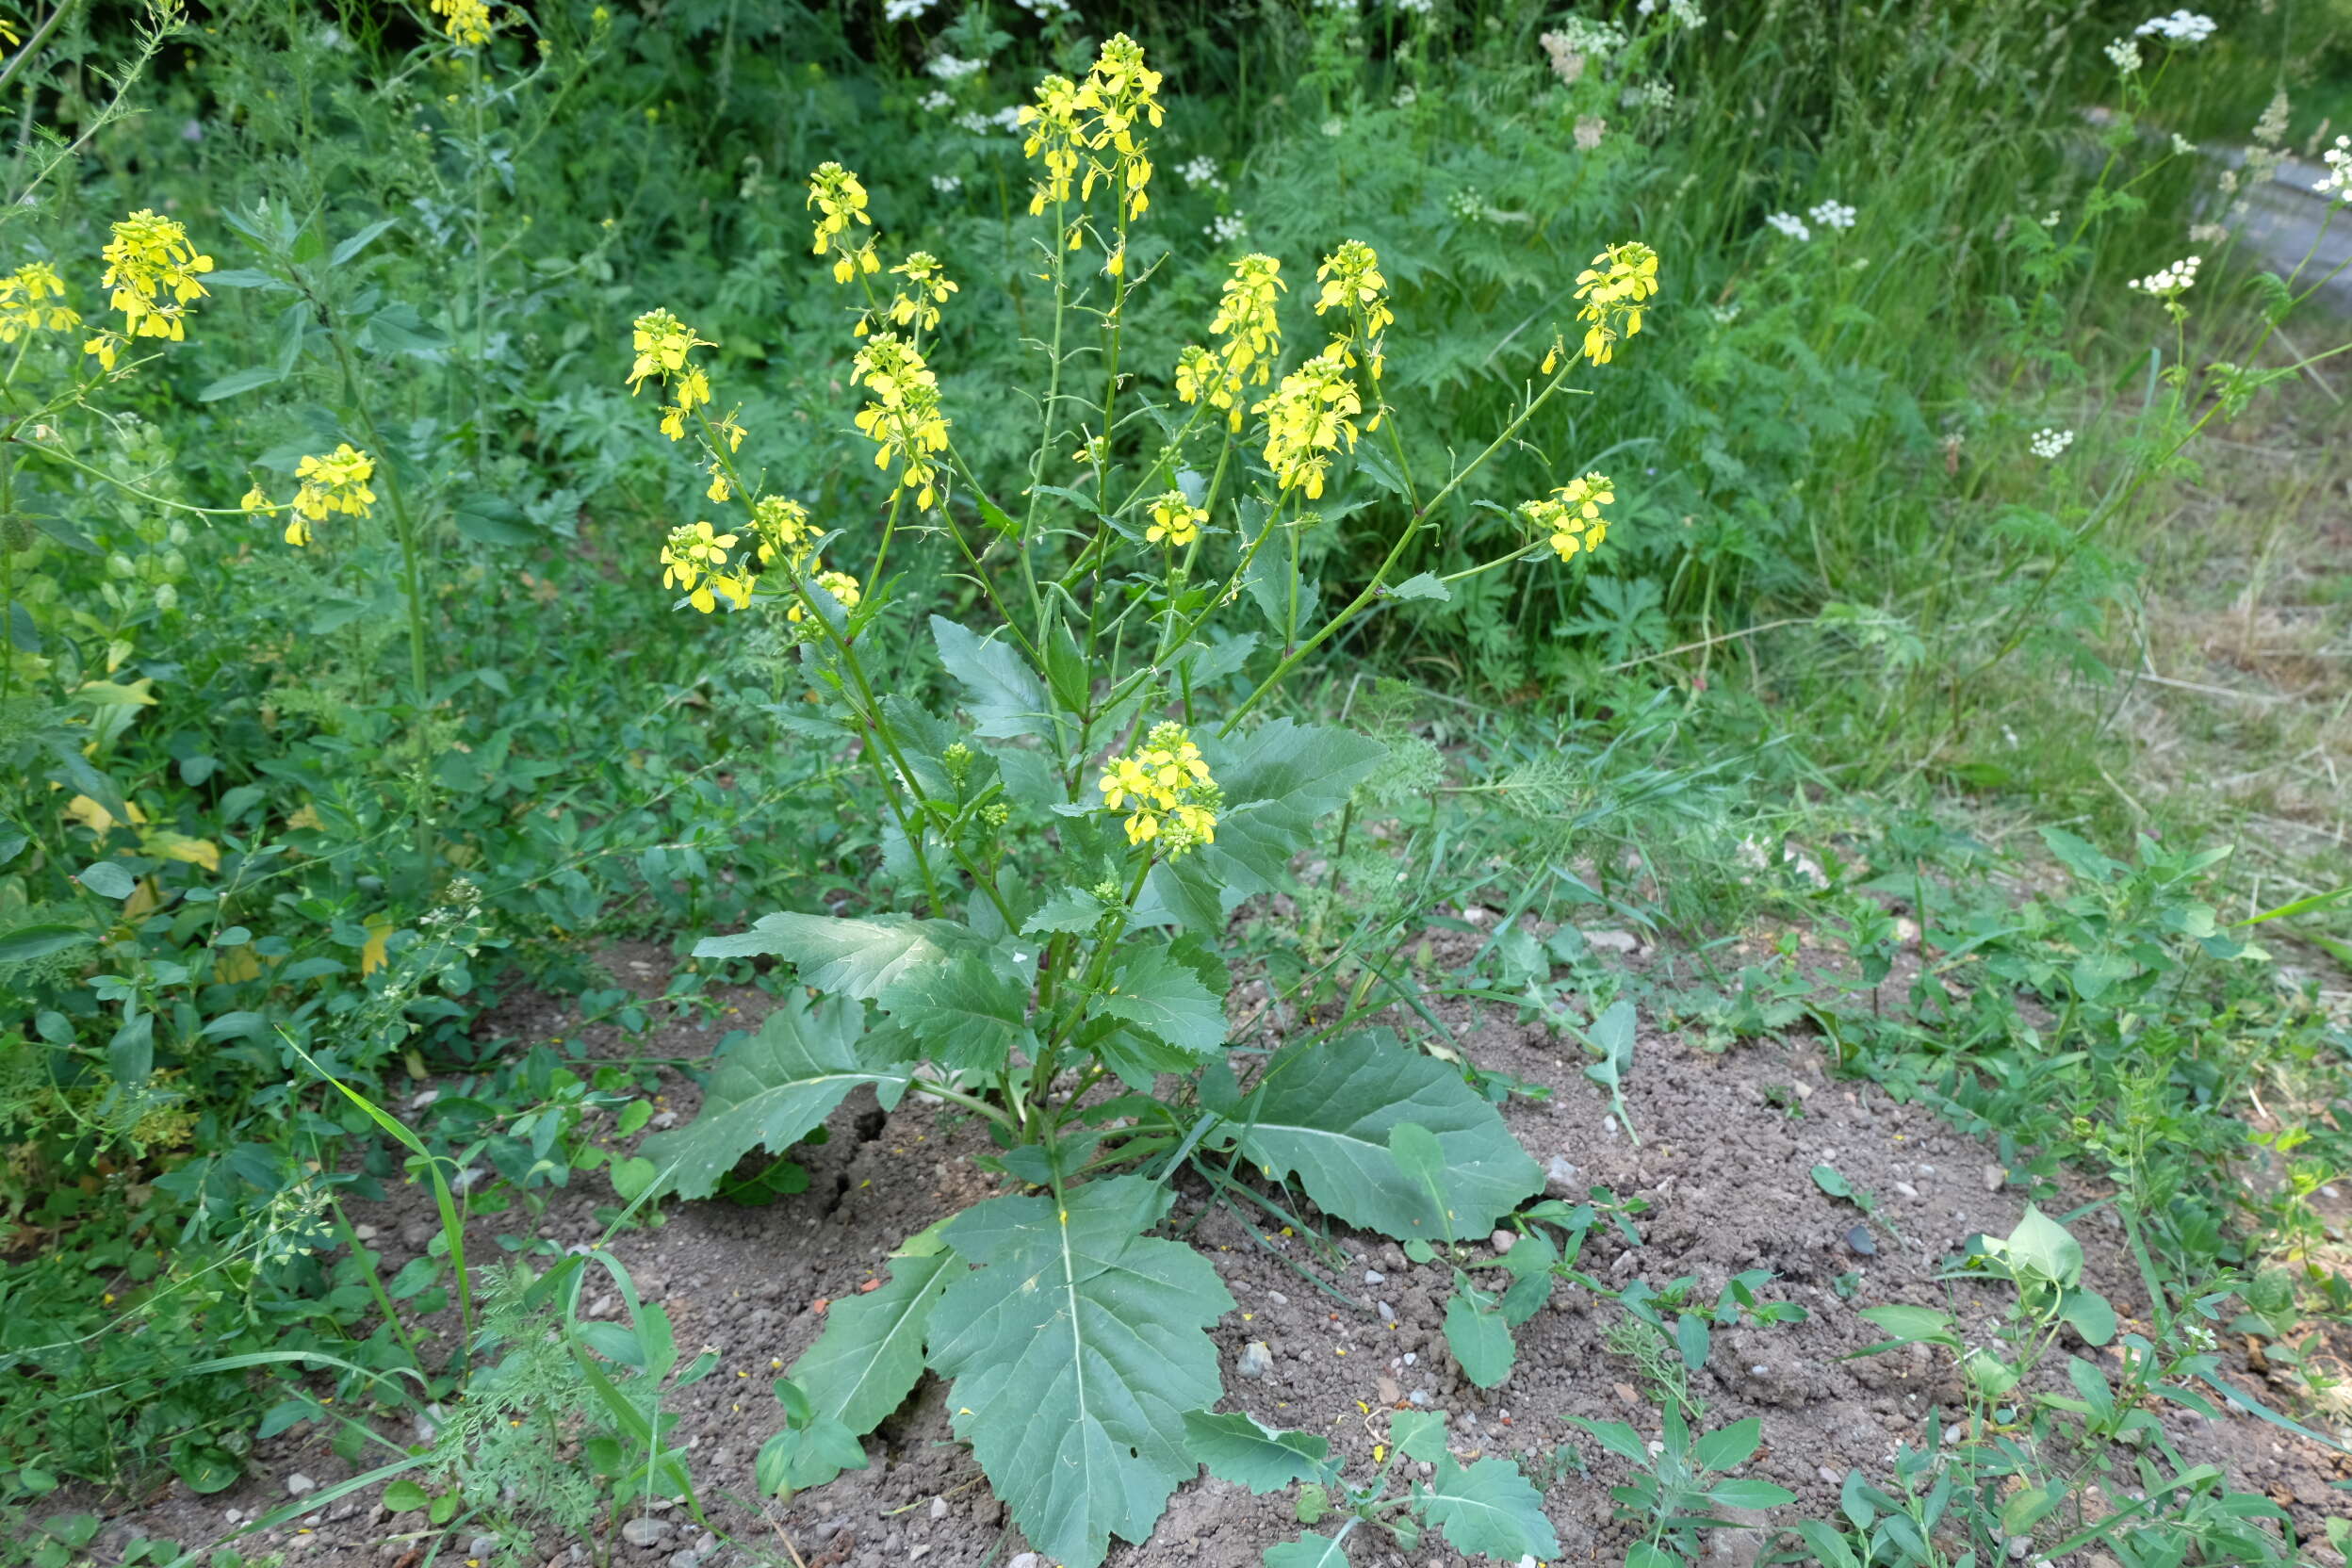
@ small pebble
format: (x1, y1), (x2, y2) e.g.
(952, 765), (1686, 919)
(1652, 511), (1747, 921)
(1236, 1342), (1276, 1380)
(621, 1518), (672, 1549)
(1982, 1164), (2004, 1193)
(1844, 1224), (1878, 1257)
(1266, 1291), (1289, 1306)
(1364, 1269), (1386, 1284)
(286, 1474), (318, 1498)
(1893, 1182), (1919, 1200)
(1490, 1230), (1515, 1254)
(929, 1498), (949, 1521)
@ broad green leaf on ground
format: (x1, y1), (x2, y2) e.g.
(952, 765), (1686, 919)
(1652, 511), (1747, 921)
(1099, 945), (1227, 1056)
(1443, 1293), (1515, 1389)
(640, 994), (915, 1200)
(692, 911), (972, 1000)
(1183, 1411), (1331, 1494)
(929, 1177), (1235, 1568)
(931, 614), (1053, 738)
(877, 947), (1037, 1074)
(760, 1248), (955, 1493)
(1417, 1453), (1560, 1560)
(1693, 1416), (1762, 1471)
(1205, 1030), (1542, 1242)
(1390, 1408), (1447, 1463)
(1265, 1528), (1355, 1567)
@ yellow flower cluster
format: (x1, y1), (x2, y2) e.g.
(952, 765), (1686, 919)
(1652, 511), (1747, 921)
(255, 445), (378, 547)
(432, 0), (494, 45)
(1519, 472), (1614, 561)
(1313, 240), (1392, 382)
(1098, 721), (1220, 854)
(789, 569), (862, 626)
(661, 520), (754, 613)
(1572, 241), (1658, 366)
(87, 210), (213, 367)
(1145, 490), (1205, 548)
(0, 263), (79, 344)
(1253, 347), (1361, 500)
(1017, 34), (1164, 224)
(626, 307), (716, 443)
(1174, 253), (1283, 431)
(808, 163), (878, 286)
(866, 252), (957, 336)
(850, 334), (950, 510)
(750, 494), (815, 570)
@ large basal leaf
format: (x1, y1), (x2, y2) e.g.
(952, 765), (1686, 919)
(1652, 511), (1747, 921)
(1183, 1411), (1331, 1494)
(1205, 1030), (1542, 1242)
(761, 1244), (955, 1492)
(1265, 1528), (1355, 1567)
(640, 993), (915, 1200)
(931, 614), (1053, 739)
(928, 1177), (1235, 1568)
(1416, 1453), (1560, 1560)
(693, 911), (971, 1000)
(877, 947), (1038, 1074)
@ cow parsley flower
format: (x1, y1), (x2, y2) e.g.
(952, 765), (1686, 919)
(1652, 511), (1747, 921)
(2104, 37), (2142, 72)
(2134, 9), (2215, 43)
(883, 0), (936, 20)
(2315, 136), (2352, 202)
(1765, 211), (1810, 242)
(2030, 428), (2074, 460)
(1807, 200), (1856, 231)
(2127, 254), (2200, 298)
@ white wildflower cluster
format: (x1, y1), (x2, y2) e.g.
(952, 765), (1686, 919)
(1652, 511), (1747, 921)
(1314, 0), (1362, 11)
(1546, 16), (1625, 55)
(1765, 211), (1811, 242)
(1393, 84), (1418, 107)
(1180, 155), (1224, 189)
(2030, 428), (2074, 460)
(1623, 80), (1674, 110)
(2134, 9), (2215, 42)
(1394, 0), (1436, 14)
(2254, 90), (2290, 148)
(2189, 221), (2230, 244)
(931, 173), (962, 194)
(955, 105), (1024, 135)
(2127, 254), (2201, 297)
(2169, 133), (2195, 155)
(2315, 136), (2352, 202)
(919, 89), (953, 112)
(1637, 0), (1706, 23)
(2104, 38), (2142, 72)
(927, 52), (985, 80)
(1009, 0), (1073, 16)
(1446, 186), (1489, 222)
(883, 0), (937, 20)
(1574, 114), (1607, 151)
(1321, 116), (1346, 138)
(1203, 213), (1249, 244)
(1807, 199), (1856, 231)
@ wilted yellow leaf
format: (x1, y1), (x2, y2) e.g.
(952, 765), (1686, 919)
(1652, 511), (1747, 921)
(215, 946), (263, 983)
(124, 878), (160, 919)
(361, 914), (396, 976)
(65, 795), (149, 833)
(142, 831), (220, 873)
(286, 803), (323, 832)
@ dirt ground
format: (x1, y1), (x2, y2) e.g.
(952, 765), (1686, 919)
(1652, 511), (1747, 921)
(89, 929), (2352, 1568)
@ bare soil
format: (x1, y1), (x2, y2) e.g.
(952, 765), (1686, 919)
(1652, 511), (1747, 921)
(95, 939), (2352, 1568)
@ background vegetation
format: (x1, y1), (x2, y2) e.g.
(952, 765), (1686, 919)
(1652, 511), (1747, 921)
(1, 0), (2347, 1563)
